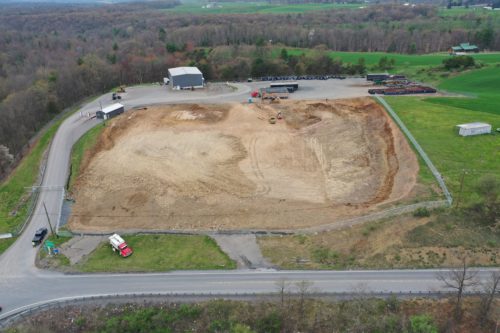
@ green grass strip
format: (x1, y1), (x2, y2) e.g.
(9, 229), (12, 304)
(68, 125), (104, 191)
(77, 234), (236, 272)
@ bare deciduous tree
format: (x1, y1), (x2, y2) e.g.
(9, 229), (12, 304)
(0, 144), (13, 177)
(275, 278), (292, 308)
(479, 271), (500, 326)
(295, 280), (314, 330)
(437, 256), (478, 320)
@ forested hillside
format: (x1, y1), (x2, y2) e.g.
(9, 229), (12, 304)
(0, 2), (499, 179)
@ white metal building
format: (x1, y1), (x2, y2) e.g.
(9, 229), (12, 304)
(456, 122), (492, 136)
(96, 103), (124, 120)
(168, 67), (204, 89)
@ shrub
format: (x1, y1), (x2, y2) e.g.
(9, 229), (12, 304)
(409, 314), (438, 333)
(442, 56), (475, 70)
(255, 312), (281, 333)
(413, 207), (431, 218)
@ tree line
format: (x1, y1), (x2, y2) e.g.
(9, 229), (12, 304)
(0, 2), (498, 179)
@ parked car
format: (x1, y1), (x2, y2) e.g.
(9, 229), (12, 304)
(32, 228), (48, 246)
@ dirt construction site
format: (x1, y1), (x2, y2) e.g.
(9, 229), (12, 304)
(69, 98), (419, 232)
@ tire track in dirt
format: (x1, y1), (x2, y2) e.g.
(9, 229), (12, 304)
(248, 136), (270, 196)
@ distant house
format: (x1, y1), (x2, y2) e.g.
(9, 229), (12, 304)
(456, 122), (491, 136)
(450, 43), (479, 55)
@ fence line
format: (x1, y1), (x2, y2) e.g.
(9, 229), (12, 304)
(375, 96), (453, 205)
(297, 200), (448, 234)
(69, 200), (448, 237)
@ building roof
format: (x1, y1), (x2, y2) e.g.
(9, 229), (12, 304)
(168, 67), (202, 76)
(460, 43), (478, 50)
(457, 122), (491, 129)
(452, 43), (479, 51)
(101, 103), (124, 114)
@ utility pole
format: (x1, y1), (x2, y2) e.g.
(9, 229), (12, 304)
(455, 169), (467, 209)
(43, 201), (58, 238)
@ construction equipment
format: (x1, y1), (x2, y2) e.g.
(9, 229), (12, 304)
(109, 234), (133, 258)
(270, 96), (281, 104)
(117, 85), (126, 93)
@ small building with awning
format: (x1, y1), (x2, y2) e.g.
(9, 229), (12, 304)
(450, 43), (479, 54)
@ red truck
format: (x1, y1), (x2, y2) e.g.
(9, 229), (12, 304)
(108, 234), (133, 258)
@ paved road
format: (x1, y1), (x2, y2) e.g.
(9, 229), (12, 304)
(0, 80), (497, 323)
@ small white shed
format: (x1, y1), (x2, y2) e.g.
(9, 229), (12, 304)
(456, 122), (492, 136)
(96, 103), (124, 120)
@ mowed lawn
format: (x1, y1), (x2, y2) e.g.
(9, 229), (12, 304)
(77, 234), (236, 272)
(385, 95), (499, 203)
(428, 66), (500, 116)
(271, 48), (500, 69)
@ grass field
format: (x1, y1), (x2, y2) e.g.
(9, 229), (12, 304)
(68, 125), (104, 191)
(272, 48), (500, 68)
(165, 1), (360, 14)
(384, 65), (500, 204)
(428, 66), (500, 116)
(76, 234), (236, 272)
(385, 97), (498, 202)
(270, 48), (500, 85)
(438, 6), (500, 17)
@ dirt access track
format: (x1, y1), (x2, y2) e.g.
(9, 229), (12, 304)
(69, 98), (418, 232)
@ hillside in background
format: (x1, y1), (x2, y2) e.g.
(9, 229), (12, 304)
(0, 1), (499, 179)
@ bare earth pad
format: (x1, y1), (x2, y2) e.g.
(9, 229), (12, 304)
(69, 98), (418, 232)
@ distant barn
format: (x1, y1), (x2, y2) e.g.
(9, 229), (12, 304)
(450, 43), (479, 55)
(96, 103), (124, 120)
(168, 67), (204, 89)
(456, 122), (491, 136)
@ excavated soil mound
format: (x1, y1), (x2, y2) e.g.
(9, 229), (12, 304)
(69, 99), (418, 232)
